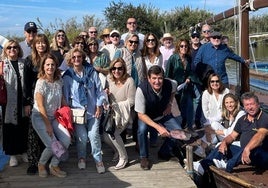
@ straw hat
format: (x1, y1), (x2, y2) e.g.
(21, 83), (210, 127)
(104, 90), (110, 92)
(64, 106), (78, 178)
(101, 28), (111, 38)
(160, 33), (174, 43)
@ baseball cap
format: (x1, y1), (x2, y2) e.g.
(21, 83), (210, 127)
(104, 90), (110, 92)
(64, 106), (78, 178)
(191, 30), (200, 38)
(110, 30), (120, 37)
(24, 22), (37, 32)
(210, 31), (222, 37)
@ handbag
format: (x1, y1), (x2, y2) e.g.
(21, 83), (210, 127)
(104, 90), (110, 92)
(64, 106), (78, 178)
(71, 108), (87, 125)
(0, 61), (7, 106)
(51, 138), (69, 161)
(102, 108), (115, 139)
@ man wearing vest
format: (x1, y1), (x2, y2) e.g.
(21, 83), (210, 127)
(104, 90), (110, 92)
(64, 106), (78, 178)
(135, 65), (186, 170)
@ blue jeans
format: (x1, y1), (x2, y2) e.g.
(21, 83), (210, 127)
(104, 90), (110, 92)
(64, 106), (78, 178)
(74, 117), (102, 163)
(176, 89), (194, 129)
(31, 112), (71, 167)
(138, 114), (181, 158)
(200, 144), (242, 173)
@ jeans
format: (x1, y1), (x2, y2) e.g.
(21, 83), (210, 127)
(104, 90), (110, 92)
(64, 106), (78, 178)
(138, 114), (181, 158)
(74, 117), (102, 163)
(175, 90), (194, 129)
(31, 112), (71, 167)
(200, 144), (242, 173)
(193, 84), (206, 126)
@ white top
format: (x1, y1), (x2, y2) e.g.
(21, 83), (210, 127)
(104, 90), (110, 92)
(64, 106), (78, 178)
(202, 88), (230, 124)
(144, 55), (163, 70)
(32, 79), (63, 117)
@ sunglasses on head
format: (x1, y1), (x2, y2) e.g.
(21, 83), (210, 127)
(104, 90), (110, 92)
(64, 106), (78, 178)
(7, 46), (18, 50)
(212, 36), (221, 40)
(111, 66), (123, 71)
(129, 40), (139, 44)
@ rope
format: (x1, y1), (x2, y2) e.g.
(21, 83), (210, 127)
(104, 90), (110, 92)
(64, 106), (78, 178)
(249, 0), (256, 11)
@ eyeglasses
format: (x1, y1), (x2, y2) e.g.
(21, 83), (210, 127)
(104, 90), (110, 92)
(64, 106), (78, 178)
(88, 43), (98, 46)
(212, 36), (221, 40)
(146, 39), (155, 43)
(80, 35), (88, 38)
(203, 30), (211, 33)
(210, 80), (220, 83)
(26, 30), (37, 34)
(180, 45), (188, 48)
(129, 40), (139, 44)
(111, 34), (120, 38)
(57, 34), (65, 37)
(89, 31), (97, 34)
(127, 22), (136, 25)
(76, 42), (84, 45)
(6, 46), (18, 50)
(111, 66), (123, 71)
(72, 56), (82, 59)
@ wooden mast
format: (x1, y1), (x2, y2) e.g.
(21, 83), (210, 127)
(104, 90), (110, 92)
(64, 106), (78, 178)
(196, 0), (268, 94)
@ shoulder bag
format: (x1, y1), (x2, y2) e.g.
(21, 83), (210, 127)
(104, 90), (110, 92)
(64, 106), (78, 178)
(71, 108), (87, 125)
(0, 61), (7, 106)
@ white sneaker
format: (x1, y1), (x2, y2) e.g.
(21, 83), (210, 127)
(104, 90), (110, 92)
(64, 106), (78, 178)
(9, 155), (18, 167)
(78, 159), (86, 170)
(213, 159), (227, 169)
(193, 161), (204, 175)
(21, 153), (28, 163)
(96, 162), (105, 174)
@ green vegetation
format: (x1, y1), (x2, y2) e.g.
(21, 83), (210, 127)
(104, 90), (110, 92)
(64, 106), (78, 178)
(6, 1), (268, 45)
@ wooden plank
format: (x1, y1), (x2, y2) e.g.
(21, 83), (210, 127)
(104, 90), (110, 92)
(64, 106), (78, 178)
(0, 138), (197, 188)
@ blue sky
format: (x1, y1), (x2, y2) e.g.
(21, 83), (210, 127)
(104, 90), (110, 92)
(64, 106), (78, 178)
(0, 0), (266, 37)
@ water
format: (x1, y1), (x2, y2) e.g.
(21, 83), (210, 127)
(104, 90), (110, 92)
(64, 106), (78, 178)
(226, 42), (268, 92)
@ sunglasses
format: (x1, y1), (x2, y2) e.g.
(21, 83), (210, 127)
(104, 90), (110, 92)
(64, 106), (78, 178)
(72, 55), (82, 59)
(57, 34), (65, 37)
(89, 31), (97, 34)
(210, 80), (220, 83)
(88, 43), (98, 46)
(103, 34), (110, 38)
(191, 36), (200, 39)
(76, 42), (84, 45)
(180, 45), (188, 48)
(80, 35), (88, 38)
(26, 30), (37, 34)
(111, 66), (123, 71)
(212, 36), (221, 40)
(111, 34), (120, 38)
(146, 39), (155, 43)
(127, 22), (136, 25)
(7, 46), (18, 50)
(203, 30), (211, 33)
(129, 40), (139, 44)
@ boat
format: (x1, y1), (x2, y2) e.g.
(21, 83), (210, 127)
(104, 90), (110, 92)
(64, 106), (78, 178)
(191, 0), (268, 187)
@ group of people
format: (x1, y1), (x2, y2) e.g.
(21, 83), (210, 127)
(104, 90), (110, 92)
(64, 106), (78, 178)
(1, 17), (268, 184)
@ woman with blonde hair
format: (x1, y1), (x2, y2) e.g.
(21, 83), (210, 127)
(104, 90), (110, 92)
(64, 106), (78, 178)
(1, 39), (28, 167)
(103, 58), (136, 170)
(50, 29), (71, 66)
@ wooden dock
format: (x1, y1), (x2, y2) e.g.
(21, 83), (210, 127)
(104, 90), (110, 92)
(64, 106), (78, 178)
(0, 137), (197, 188)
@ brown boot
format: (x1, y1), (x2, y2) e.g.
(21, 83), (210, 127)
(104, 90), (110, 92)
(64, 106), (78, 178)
(49, 164), (67, 178)
(38, 163), (48, 178)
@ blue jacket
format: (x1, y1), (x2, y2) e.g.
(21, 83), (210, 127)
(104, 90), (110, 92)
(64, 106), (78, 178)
(194, 42), (245, 84)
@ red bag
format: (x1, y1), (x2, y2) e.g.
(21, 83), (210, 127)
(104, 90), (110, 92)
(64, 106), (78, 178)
(0, 61), (7, 106)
